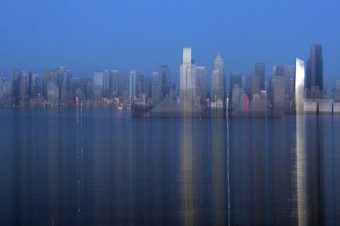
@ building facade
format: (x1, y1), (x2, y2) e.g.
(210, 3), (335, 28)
(210, 53), (225, 108)
(180, 48), (197, 101)
(306, 44), (323, 99)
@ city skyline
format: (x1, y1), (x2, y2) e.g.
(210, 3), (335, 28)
(0, 0), (339, 84)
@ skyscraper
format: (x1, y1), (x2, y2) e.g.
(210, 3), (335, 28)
(152, 72), (162, 102)
(210, 53), (225, 108)
(129, 70), (137, 103)
(255, 63), (265, 91)
(270, 66), (286, 117)
(57, 66), (72, 104)
(306, 44), (323, 99)
(93, 71), (104, 98)
(180, 48), (197, 101)
(103, 69), (110, 97)
(295, 58), (305, 114)
(12, 70), (32, 106)
(196, 66), (207, 104)
(159, 65), (171, 98)
(110, 70), (119, 97)
(43, 70), (57, 99)
(230, 73), (242, 91)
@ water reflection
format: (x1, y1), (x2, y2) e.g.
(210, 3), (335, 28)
(296, 114), (307, 225)
(0, 110), (340, 225)
(210, 118), (226, 225)
(180, 118), (194, 225)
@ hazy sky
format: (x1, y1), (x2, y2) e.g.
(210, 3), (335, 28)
(1, 0), (339, 84)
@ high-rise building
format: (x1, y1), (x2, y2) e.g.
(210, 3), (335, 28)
(230, 73), (242, 91)
(333, 80), (340, 102)
(255, 63), (265, 91)
(0, 78), (4, 97)
(295, 58), (305, 114)
(30, 73), (40, 98)
(117, 74), (126, 98)
(196, 66), (207, 104)
(180, 48), (197, 101)
(306, 44), (323, 99)
(270, 67), (286, 117)
(93, 71), (104, 98)
(229, 73), (243, 112)
(57, 66), (72, 103)
(129, 70), (137, 102)
(43, 70), (57, 99)
(211, 53), (225, 108)
(12, 70), (33, 106)
(159, 65), (171, 98)
(19, 71), (31, 100)
(103, 69), (110, 97)
(110, 70), (119, 97)
(152, 72), (162, 102)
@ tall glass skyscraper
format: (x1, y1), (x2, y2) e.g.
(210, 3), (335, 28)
(306, 44), (323, 99)
(210, 53), (225, 108)
(159, 65), (171, 98)
(255, 63), (265, 91)
(295, 58), (305, 114)
(180, 48), (197, 101)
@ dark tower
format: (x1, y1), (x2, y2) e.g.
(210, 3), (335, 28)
(306, 44), (323, 99)
(255, 63), (265, 91)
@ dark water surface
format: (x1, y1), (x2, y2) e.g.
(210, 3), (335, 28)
(0, 109), (340, 225)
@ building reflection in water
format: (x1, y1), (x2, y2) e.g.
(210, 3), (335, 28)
(296, 114), (307, 225)
(210, 118), (226, 225)
(179, 117), (194, 226)
(179, 114), (227, 225)
(2, 109), (340, 225)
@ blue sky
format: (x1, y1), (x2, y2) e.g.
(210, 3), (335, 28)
(0, 0), (339, 85)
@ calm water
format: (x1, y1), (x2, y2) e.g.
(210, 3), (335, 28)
(0, 109), (340, 225)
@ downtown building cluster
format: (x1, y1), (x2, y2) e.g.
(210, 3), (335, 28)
(176, 44), (335, 117)
(4, 65), (172, 109)
(0, 43), (338, 116)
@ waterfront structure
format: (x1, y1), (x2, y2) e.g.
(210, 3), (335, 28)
(306, 44), (323, 99)
(210, 53), (225, 108)
(295, 58), (305, 114)
(180, 48), (197, 102)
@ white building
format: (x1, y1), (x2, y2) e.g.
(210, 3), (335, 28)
(180, 48), (197, 101)
(295, 58), (305, 114)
